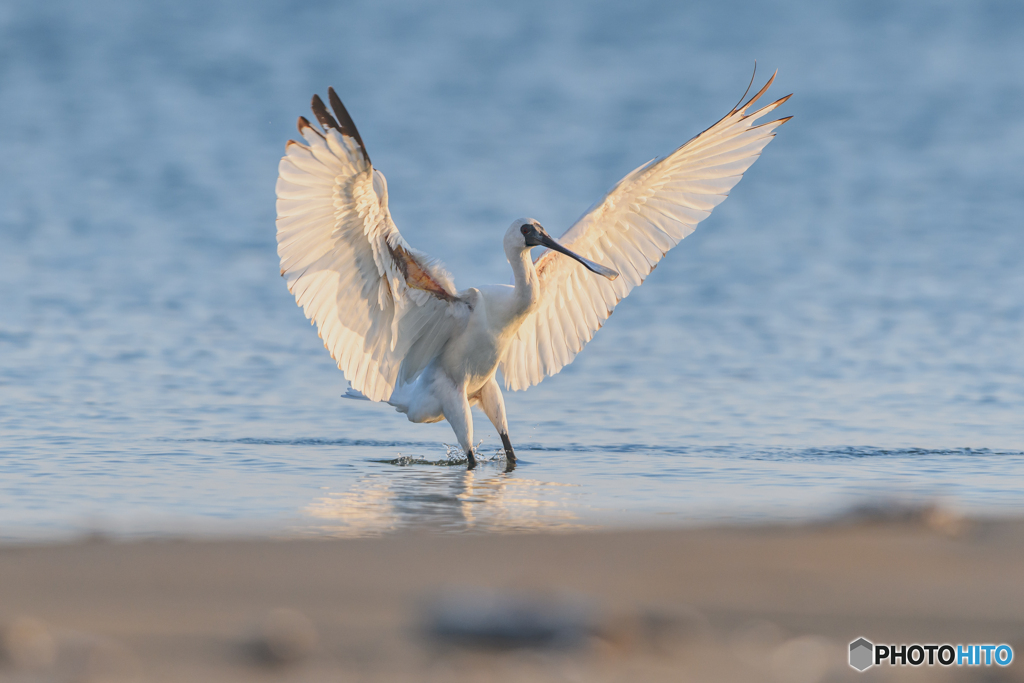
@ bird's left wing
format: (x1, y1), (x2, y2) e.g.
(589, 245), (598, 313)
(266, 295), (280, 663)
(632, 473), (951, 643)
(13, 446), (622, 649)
(500, 74), (791, 391)
(276, 89), (469, 402)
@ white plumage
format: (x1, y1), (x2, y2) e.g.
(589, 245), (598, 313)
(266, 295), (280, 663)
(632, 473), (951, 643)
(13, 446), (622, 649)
(276, 73), (790, 469)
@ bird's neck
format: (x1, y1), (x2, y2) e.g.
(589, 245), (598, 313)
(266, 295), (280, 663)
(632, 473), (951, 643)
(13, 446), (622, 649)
(509, 248), (541, 317)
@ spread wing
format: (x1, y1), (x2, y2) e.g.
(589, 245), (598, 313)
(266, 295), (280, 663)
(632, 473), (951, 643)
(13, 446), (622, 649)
(499, 73), (791, 391)
(276, 89), (469, 402)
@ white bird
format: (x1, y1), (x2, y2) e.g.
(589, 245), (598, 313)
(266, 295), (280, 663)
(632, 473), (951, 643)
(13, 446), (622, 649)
(276, 73), (790, 470)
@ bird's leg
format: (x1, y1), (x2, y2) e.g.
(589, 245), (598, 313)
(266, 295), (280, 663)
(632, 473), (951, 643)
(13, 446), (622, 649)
(440, 381), (476, 469)
(480, 378), (516, 470)
(498, 432), (516, 472)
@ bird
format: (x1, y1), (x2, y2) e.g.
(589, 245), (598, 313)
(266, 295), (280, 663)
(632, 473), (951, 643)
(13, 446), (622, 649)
(276, 72), (790, 471)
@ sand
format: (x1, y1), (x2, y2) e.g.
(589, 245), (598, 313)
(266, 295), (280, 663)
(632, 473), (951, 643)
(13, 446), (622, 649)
(1, 513), (1022, 682)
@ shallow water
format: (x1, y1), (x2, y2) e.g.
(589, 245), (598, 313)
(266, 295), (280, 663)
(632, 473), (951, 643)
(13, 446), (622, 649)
(2, 0), (1023, 539)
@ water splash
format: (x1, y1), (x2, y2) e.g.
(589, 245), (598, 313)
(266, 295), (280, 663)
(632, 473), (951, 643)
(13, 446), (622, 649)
(374, 442), (509, 467)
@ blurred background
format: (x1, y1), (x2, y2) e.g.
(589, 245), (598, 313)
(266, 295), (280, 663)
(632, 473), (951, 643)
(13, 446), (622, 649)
(1, 0), (1023, 539)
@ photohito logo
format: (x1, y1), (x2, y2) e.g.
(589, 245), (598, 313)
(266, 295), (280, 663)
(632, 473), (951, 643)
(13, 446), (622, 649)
(849, 637), (1013, 672)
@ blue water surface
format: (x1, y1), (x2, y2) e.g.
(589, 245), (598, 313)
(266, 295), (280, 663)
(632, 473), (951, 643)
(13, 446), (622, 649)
(1, 0), (1023, 538)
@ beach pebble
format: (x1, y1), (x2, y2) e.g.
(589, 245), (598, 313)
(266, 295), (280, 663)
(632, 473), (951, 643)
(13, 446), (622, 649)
(1, 616), (57, 670)
(770, 635), (836, 683)
(839, 498), (969, 536)
(252, 608), (319, 664)
(921, 504), (969, 537)
(425, 589), (598, 650)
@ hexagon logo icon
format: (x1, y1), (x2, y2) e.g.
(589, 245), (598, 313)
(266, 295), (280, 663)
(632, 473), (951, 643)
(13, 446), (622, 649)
(849, 637), (874, 671)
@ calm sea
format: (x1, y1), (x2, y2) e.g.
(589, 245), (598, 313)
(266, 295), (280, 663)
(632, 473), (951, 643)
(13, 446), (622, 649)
(2, 0), (1023, 539)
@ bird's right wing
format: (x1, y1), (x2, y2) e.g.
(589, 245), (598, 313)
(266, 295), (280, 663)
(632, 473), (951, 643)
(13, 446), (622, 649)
(276, 89), (470, 402)
(500, 74), (791, 392)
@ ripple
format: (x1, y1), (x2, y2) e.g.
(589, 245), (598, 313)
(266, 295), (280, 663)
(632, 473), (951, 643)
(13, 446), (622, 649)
(171, 437), (435, 449)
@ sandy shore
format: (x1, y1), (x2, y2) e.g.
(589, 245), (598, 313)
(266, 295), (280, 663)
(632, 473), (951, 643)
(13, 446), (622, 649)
(1, 513), (1023, 682)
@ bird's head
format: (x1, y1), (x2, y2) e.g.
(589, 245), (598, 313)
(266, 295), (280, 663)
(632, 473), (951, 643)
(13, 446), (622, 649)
(505, 218), (618, 280)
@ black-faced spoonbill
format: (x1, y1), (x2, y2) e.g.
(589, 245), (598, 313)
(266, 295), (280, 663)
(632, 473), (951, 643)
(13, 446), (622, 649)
(276, 74), (790, 470)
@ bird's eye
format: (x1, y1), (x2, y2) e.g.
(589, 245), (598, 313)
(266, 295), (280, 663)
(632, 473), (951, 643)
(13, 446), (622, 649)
(520, 225), (530, 235)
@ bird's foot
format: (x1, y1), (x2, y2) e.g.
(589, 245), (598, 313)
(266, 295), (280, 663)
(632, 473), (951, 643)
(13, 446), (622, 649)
(465, 450), (477, 470)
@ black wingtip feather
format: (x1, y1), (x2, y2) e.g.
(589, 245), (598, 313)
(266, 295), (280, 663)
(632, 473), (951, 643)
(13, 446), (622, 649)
(327, 87), (372, 165)
(733, 61), (758, 112)
(311, 94), (340, 132)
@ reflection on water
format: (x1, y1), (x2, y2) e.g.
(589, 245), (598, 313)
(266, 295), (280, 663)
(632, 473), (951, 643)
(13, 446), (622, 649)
(304, 463), (588, 536)
(298, 444), (1024, 537)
